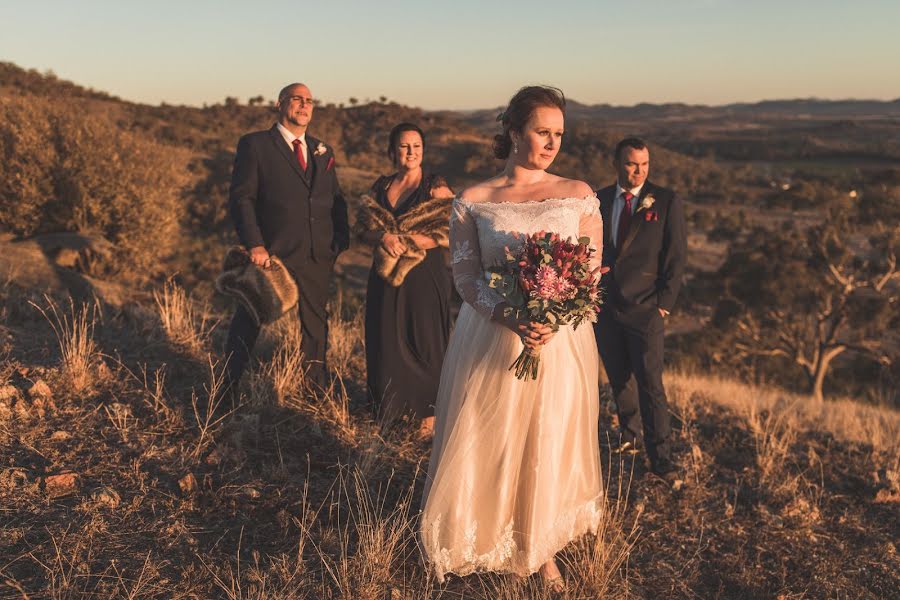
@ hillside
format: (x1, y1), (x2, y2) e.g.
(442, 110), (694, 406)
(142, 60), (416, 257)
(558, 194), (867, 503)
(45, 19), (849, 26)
(0, 62), (899, 598)
(0, 289), (898, 598)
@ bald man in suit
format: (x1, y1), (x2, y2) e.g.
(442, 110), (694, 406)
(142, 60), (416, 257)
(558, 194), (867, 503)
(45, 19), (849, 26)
(225, 82), (349, 392)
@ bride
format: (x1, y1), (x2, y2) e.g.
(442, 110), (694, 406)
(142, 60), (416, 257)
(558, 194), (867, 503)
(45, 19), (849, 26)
(420, 86), (604, 588)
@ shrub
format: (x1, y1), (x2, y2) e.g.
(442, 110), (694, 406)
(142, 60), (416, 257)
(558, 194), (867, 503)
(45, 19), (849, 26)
(0, 95), (192, 275)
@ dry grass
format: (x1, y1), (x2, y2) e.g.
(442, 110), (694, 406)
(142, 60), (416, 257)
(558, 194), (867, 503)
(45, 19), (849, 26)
(746, 401), (799, 488)
(667, 370), (900, 507)
(667, 370), (900, 457)
(191, 354), (238, 459)
(561, 460), (641, 599)
(316, 467), (417, 599)
(327, 294), (367, 381)
(4, 286), (900, 598)
(30, 295), (102, 394)
(154, 279), (214, 354)
(247, 318), (307, 407)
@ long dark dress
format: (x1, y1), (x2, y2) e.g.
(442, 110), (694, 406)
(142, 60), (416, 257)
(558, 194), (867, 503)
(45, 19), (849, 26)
(363, 172), (453, 422)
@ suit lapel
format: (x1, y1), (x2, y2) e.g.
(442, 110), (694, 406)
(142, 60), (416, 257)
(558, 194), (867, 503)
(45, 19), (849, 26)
(268, 126), (311, 189)
(619, 182), (653, 256)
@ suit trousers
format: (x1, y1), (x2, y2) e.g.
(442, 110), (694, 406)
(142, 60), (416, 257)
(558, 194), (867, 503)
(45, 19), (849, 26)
(595, 305), (671, 463)
(225, 258), (334, 392)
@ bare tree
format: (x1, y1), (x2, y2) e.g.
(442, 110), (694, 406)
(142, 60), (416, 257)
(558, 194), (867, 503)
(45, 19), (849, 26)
(714, 214), (899, 401)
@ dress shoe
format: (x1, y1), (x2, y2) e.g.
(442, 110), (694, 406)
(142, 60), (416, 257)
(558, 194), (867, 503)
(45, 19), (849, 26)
(650, 457), (678, 481)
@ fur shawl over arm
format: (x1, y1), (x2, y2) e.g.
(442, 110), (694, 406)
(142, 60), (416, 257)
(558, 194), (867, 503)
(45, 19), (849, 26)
(355, 188), (453, 287)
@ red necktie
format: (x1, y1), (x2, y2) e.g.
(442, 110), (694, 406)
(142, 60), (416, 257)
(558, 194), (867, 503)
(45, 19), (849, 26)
(617, 191), (634, 251)
(292, 138), (307, 171)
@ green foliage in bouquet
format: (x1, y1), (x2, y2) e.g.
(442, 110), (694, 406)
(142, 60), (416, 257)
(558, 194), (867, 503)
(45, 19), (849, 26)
(488, 231), (603, 380)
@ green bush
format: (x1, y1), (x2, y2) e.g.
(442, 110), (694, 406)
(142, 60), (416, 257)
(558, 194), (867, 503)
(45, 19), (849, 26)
(0, 95), (191, 274)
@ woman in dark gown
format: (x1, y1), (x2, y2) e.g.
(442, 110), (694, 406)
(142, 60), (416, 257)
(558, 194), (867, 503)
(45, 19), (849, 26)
(356, 123), (454, 436)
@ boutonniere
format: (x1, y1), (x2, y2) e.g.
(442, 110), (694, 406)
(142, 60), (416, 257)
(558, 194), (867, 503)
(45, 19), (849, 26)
(644, 210), (659, 222)
(314, 142), (327, 156)
(638, 194), (656, 212)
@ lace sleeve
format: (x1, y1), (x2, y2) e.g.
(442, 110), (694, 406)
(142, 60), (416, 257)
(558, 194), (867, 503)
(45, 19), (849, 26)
(450, 199), (505, 320)
(579, 198), (604, 273)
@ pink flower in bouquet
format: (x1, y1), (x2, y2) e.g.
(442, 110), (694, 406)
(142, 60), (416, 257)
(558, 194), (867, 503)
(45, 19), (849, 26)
(534, 265), (559, 300)
(557, 277), (577, 301)
(487, 230), (605, 380)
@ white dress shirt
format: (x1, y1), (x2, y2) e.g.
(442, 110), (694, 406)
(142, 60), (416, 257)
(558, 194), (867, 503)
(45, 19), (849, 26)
(276, 123), (308, 164)
(610, 182), (644, 247)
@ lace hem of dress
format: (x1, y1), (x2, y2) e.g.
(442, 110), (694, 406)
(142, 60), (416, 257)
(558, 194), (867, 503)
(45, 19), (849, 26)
(421, 493), (605, 583)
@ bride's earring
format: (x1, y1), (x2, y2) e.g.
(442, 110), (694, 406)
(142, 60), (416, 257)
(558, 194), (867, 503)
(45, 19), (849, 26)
(512, 138), (519, 155)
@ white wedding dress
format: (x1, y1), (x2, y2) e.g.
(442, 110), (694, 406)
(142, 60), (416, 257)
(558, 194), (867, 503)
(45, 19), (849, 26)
(420, 195), (605, 581)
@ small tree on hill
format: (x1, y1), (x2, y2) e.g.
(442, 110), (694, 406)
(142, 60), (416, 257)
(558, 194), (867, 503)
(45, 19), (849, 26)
(712, 209), (899, 401)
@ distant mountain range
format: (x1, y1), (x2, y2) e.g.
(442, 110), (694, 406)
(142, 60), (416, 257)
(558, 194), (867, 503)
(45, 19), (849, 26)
(4, 59), (898, 121)
(461, 97), (900, 128)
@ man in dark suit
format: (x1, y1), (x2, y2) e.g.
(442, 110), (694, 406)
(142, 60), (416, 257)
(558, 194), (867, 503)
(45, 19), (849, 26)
(225, 82), (350, 392)
(594, 137), (687, 479)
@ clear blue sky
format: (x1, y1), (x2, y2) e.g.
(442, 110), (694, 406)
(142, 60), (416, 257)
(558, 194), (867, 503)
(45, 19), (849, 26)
(2, 0), (898, 109)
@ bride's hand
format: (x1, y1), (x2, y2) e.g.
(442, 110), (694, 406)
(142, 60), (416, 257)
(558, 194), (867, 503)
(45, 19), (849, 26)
(494, 306), (555, 348)
(524, 322), (555, 347)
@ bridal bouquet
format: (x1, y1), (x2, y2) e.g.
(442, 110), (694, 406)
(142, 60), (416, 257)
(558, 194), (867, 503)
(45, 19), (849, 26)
(487, 231), (604, 380)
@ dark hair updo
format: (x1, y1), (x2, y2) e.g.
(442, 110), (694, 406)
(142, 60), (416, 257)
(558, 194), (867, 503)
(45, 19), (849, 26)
(387, 122), (426, 164)
(493, 85), (566, 160)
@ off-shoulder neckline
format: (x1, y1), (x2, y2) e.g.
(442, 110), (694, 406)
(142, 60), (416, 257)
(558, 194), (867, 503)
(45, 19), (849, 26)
(455, 194), (597, 207)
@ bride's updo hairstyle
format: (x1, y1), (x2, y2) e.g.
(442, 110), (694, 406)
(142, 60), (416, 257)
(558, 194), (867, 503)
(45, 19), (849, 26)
(493, 85), (566, 160)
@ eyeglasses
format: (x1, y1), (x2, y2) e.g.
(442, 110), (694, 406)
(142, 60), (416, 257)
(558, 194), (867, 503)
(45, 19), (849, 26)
(287, 95), (316, 107)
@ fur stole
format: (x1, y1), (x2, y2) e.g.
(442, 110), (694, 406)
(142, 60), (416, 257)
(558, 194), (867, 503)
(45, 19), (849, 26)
(215, 246), (299, 326)
(355, 192), (453, 287)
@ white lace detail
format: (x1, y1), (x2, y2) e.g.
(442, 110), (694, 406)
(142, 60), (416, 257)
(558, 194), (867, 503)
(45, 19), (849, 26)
(464, 196), (598, 265)
(474, 278), (502, 312)
(449, 199), (466, 225)
(449, 195), (603, 321)
(425, 514), (453, 577)
(421, 495), (604, 582)
(451, 239), (475, 264)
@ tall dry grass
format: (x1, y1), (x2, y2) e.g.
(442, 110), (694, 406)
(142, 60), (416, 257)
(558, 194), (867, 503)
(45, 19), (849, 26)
(746, 401), (800, 488)
(327, 294), (366, 381)
(30, 295), (102, 394)
(668, 369), (900, 504)
(249, 309), (359, 440)
(666, 370), (900, 458)
(154, 280), (214, 354)
(247, 326), (307, 407)
(193, 460), (639, 599)
(191, 355), (237, 459)
(316, 467), (417, 599)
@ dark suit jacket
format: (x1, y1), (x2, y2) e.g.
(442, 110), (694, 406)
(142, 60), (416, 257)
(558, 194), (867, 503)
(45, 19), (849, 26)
(596, 180), (686, 313)
(228, 125), (350, 275)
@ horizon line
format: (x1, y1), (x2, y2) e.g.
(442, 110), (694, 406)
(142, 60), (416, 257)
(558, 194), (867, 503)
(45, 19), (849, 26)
(4, 61), (900, 112)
